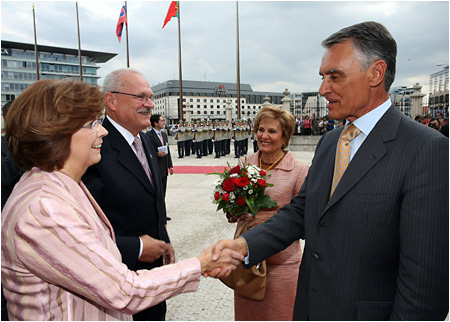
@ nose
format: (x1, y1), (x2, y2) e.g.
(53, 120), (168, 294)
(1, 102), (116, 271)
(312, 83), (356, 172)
(318, 78), (329, 97)
(98, 124), (109, 137)
(144, 97), (155, 109)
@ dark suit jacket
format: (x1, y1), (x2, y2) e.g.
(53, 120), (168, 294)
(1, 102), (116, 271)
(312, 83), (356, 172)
(82, 117), (169, 272)
(146, 129), (173, 179)
(243, 106), (449, 320)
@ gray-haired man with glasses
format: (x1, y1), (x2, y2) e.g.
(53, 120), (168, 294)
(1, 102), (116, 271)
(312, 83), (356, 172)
(83, 68), (174, 321)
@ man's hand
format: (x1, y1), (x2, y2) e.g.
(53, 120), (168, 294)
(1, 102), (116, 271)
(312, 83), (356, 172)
(138, 235), (166, 263)
(169, 167), (174, 175)
(164, 243), (176, 265)
(197, 242), (245, 279)
(158, 151), (168, 157)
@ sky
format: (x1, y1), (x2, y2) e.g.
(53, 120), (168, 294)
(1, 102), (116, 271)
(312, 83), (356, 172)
(1, 1), (449, 98)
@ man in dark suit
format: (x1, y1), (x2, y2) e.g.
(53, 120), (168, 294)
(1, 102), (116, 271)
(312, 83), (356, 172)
(147, 114), (173, 197)
(211, 21), (448, 320)
(83, 69), (175, 321)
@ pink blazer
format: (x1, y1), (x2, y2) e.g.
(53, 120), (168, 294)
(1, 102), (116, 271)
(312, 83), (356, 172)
(238, 151), (309, 264)
(1, 167), (200, 321)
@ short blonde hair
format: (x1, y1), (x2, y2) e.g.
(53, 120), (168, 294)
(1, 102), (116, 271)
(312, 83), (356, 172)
(253, 106), (296, 148)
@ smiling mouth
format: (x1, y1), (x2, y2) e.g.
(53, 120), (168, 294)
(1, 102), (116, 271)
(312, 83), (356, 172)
(92, 144), (102, 149)
(137, 108), (151, 116)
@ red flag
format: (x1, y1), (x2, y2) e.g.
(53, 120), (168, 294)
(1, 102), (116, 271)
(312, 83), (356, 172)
(162, 1), (179, 29)
(116, 5), (127, 42)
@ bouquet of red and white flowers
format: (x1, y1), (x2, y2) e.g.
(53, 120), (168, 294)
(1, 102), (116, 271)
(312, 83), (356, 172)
(209, 158), (277, 222)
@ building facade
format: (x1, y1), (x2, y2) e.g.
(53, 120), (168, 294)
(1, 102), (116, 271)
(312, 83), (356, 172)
(292, 91), (327, 119)
(152, 80), (285, 123)
(1, 40), (116, 106)
(428, 65), (449, 116)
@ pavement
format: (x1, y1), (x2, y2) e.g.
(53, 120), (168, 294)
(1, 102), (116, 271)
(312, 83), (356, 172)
(164, 141), (314, 321)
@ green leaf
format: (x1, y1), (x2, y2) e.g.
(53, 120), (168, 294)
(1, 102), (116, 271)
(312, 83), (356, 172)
(259, 195), (277, 209)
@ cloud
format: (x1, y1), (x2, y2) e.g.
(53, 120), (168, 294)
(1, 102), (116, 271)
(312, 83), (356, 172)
(1, 1), (448, 98)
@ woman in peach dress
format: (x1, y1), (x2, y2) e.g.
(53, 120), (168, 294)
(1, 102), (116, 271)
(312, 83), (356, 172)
(234, 106), (309, 320)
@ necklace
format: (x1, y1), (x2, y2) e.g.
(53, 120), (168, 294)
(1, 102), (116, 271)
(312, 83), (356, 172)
(259, 152), (285, 171)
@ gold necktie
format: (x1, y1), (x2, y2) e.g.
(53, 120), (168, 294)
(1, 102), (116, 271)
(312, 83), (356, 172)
(330, 123), (361, 197)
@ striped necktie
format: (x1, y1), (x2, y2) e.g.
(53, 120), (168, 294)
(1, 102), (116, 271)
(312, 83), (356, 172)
(133, 136), (154, 186)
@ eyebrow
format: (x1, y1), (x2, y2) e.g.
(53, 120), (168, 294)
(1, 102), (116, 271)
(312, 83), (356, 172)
(319, 68), (345, 76)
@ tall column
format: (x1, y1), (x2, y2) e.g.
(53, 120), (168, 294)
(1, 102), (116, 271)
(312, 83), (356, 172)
(281, 88), (292, 112)
(410, 83), (426, 117)
(185, 103), (192, 123)
(225, 99), (233, 122)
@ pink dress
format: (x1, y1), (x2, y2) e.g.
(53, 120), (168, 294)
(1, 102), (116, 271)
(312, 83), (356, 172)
(235, 151), (309, 321)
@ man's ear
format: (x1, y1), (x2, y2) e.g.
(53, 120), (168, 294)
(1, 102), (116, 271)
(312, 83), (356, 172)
(105, 92), (117, 112)
(369, 60), (387, 88)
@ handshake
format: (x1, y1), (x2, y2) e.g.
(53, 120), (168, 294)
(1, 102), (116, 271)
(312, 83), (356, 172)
(196, 237), (248, 278)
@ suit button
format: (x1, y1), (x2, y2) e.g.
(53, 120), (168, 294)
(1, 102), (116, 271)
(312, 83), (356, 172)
(313, 253), (320, 261)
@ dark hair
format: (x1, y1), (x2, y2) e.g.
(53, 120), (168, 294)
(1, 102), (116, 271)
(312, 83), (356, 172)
(150, 114), (162, 127)
(5, 79), (105, 171)
(2, 100), (15, 118)
(322, 21), (397, 91)
(253, 106), (296, 148)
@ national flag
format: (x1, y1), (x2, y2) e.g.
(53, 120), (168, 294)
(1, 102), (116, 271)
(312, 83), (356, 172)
(162, 1), (179, 29)
(116, 5), (127, 42)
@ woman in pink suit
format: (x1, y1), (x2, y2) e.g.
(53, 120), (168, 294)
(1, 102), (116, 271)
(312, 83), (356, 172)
(234, 106), (309, 320)
(1, 79), (243, 321)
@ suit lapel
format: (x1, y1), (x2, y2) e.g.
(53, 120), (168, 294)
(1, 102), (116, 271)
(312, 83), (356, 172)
(150, 129), (162, 147)
(103, 118), (156, 196)
(81, 182), (116, 240)
(322, 106), (400, 215)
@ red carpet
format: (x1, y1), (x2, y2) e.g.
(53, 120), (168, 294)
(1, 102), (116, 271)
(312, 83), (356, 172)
(174, 165), (228, 174)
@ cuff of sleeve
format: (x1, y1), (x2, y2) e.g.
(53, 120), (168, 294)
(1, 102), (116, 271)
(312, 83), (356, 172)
(138, 237), (143, 259)
(242, 236), (250, 265)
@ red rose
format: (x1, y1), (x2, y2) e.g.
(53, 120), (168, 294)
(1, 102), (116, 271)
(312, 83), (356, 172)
(230, 165), (241, 175)
(257, 179), (266, 188)
(222, 177), (236, 192)
(237, 196), (245, 206)
(214, 191), (220, 200)
(222, 193), (230, 202)
(260, 170), (266, 176)
(235, 176), (251, 187)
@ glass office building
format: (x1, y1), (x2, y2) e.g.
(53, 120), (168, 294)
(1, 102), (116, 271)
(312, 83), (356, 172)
(1, 40), (116, 106)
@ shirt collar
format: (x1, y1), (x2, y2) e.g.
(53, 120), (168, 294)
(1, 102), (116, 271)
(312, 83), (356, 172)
(348, 98), (391, 136)
(106, 115), (140, 146)
(153, 128), (162, 136)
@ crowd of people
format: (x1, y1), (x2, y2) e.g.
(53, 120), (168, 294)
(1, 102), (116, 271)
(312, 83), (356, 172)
(1, 20), (448, 321)
(414, 111), (449, 137)
(171, 119), (256, 160)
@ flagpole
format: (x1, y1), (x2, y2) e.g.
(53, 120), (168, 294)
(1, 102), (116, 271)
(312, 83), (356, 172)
(76, 1), (83, 81)
(236, 1), (241, 120)
(125, 1), (130, 67)
(32, 3), (40, 80)
(178, 2), (184, 121)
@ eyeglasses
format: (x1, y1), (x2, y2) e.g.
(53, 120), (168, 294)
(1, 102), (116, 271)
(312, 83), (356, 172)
(111, 91), (153, 103)
(82, 116), (105, 133)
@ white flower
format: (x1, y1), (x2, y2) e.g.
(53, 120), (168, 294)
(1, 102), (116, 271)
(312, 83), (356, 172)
(247, 165), (259, 176)
(249, 190), (253, 194)
(230, 192), (235, 200)
(231, 173), (238, 178)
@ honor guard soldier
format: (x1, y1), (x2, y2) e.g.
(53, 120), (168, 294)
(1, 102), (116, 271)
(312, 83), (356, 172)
(184, 121), (193, 156)
(225, 121), (232, 155)
(207, 120), (214, 155)
(174, 122), (184, 158)
(212, 120), (222, 158)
